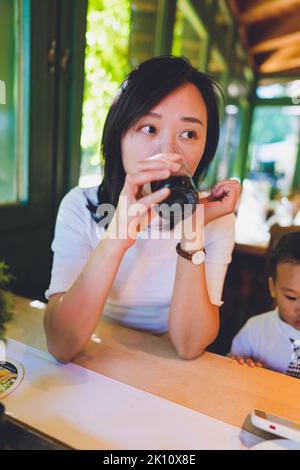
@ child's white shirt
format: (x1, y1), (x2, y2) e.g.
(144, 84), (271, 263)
(231, 308), (300, 373)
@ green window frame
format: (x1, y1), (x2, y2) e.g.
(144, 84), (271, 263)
(0, 0), (30, 205)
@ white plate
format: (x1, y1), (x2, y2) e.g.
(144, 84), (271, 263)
(251, 439), (300, 450)
(0, 358), (24, 399)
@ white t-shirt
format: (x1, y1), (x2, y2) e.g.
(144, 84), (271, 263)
(45, 186), (236, 333)
(231, 308), (300, 373)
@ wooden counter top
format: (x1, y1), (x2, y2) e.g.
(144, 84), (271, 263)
(5, 295), (300, 431)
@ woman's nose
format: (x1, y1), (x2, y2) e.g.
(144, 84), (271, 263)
(156, 142), (179, 154)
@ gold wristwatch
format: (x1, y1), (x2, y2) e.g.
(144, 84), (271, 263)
(176, 242), (206, 265)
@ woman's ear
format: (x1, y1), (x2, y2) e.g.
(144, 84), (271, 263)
(268, 276), (276, 299)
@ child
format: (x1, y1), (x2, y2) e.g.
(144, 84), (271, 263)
(230, 231), (300, 379)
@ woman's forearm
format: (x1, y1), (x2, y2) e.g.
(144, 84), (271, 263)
(169, 258), (219, 360)
(44, 238), (127, 363)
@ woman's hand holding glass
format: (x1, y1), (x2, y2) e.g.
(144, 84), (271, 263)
(105, 154), (182, 250)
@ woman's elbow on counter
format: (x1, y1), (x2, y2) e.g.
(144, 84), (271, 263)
(177, 347), (205, 361)
(173, 332), (219, 360)
(46, 341), (73, 364)
(44, 322), (77, 363)
(169, 332), (204, 360)
(43, 308), (78, 363)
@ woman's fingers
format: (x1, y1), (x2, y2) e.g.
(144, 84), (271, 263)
(115, 159), (181, 248)
(138, 159), (181, 172)
(125, 169), (171, 188)
(127, 188), (170, 239)
(137, 187), (171, 210)
(206, 181), (241, 216)
(126, 187), (171, 223)
(146, 152), (182, 162)
(120, 167), (173, 242)
(209, 181), (241, 200)
(211, 179), (241, 190)
(137, 205), (157, 233)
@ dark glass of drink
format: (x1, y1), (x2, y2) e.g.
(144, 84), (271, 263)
(151, 174), (198, 221)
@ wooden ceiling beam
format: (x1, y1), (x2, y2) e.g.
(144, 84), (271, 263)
(260, 57), (300, 73)
(240, 0), (300, 25)
(229, 0), (257, 71)
(247, 13), (300, 45)
(259, 45), (300, 73)
(249, 30), (300, 54)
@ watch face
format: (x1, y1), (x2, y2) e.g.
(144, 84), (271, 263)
(191, 251), (205, 265)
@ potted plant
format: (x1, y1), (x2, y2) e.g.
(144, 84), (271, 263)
(0, 262), (16, 449)
(0, 261), (15, 342)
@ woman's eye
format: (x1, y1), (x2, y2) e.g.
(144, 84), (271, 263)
(285, 296), (297, 301)
(140, 125), (156, 135)
(181, 130), (197, 139)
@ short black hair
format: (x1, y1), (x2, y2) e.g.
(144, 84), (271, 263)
(86, 55), (223, 223)
(269, 231), (300, 280)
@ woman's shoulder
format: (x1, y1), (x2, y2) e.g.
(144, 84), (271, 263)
(57, 185), (100, 226)
(61, 185), (99, 208)
(62, 186), (99, 204)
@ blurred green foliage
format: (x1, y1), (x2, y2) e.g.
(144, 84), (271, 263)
(80, 0), (130, 177)
(171, 5), (183, 57)
(251, 107), (293, 145)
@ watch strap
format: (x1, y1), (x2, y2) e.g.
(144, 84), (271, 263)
(176, 242), (206, 262)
